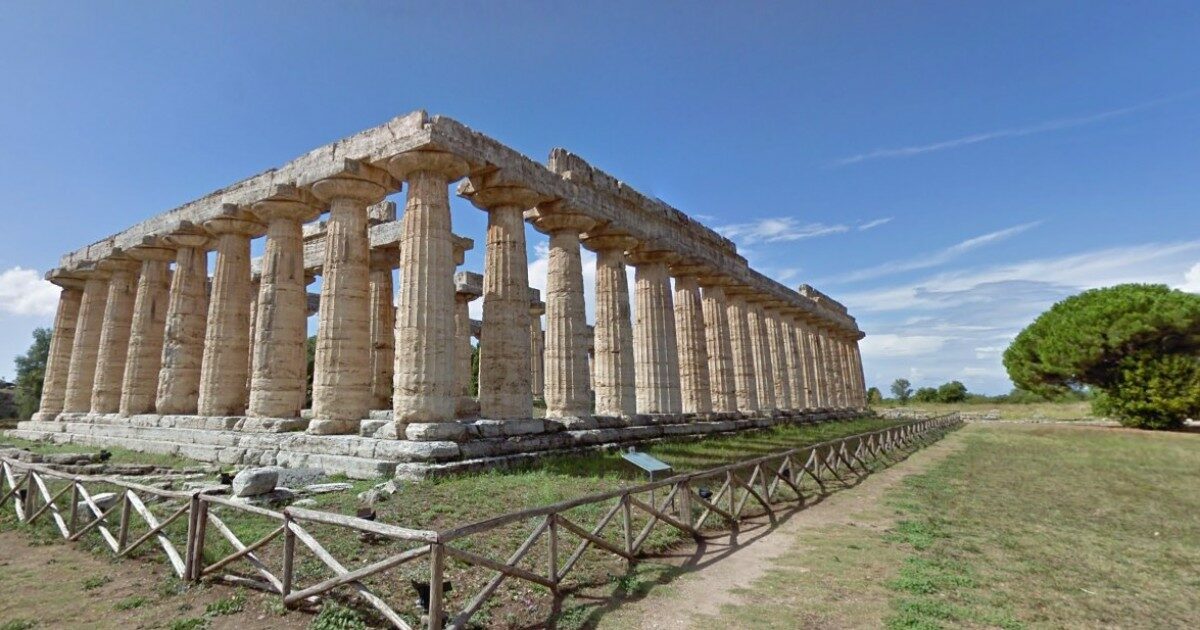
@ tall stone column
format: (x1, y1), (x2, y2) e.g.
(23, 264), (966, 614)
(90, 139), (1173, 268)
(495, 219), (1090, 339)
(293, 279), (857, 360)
(783, 316), (810, 411)
(35, 273), (84, 420)
(248, 193), (321, 419)
(246, 274), (260, 393)
(156, 233), (209, 415)
(369, 249), (399, 410)
(700, 281), (736, 413)
(530, 208), (595, 419)
(817, 328), (842, 408)
(852, 341), (867, 407)
(833, 333), (850, 408)
(308, 166), (393, 434)
(386, 151), (469, 426)
(671, 271), (712, 415)
(583, 233), (637, 418)
(197, 212), (263, 417)
(63, 270), (109, 413)
(454, 272), (482, 417)
(119, 246), (174, 415)
(807, 323), (830, 409)
(629, 249), (682, 415)
(463, 181), (543, 420)
(746, 300), (777, 413)
(529, 300), (545, 400)
(725, 292), (759, 414)
(91, 258), (140, 413)
(765, 308), (792, 412)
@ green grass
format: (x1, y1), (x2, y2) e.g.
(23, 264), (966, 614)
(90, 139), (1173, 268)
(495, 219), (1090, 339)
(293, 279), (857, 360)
(203, 591), (245, 617)
(0, 620), (37, 630)
(82, 574), (112, 590)
(1, 436), (198, 469)
(167, 619), (209, 630)
(113, 595), (149, 611)
(680, 423), (1199, 629)
(874, 399), (1096, 421)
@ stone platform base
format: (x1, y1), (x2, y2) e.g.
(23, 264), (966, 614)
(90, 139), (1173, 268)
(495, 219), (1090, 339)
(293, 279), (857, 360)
(7, 408), (865, 480)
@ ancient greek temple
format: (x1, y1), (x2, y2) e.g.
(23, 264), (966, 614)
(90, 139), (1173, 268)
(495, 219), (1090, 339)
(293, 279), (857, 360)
(14, 111), (868, 478)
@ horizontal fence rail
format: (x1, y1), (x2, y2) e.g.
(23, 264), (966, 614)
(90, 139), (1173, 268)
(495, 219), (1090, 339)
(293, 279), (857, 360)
(1, 413), (961, 629)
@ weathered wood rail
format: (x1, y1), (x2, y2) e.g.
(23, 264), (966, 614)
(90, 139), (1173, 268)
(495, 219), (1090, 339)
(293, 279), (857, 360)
(1, 413), (960, 629)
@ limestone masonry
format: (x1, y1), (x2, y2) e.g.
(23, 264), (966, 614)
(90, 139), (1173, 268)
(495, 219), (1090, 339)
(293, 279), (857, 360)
(12, 110), (868, 478)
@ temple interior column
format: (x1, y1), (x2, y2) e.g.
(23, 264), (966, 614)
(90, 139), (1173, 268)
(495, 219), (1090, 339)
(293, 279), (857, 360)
(746, 299), (777, 413)
(369, 249), (399, 410)
(156, 233), (209, 414)
(463, 181), (542, 420)
(454, 271), (482, 417)
(35, 274), (84, 420)
(198, 212), (263, 417)
(119, 245), (174, 415)
(530, 208), (595, 419)
(529, 299), (545, 400)
(91, 257), (140, 413)
(583, 233), (637, 418)
(725, 291), (759, 414)
(308, 167), (392, 434)
(764, 307), (792, 413)
(629, 249), (682, 415)
(248, 193), (320, 419)
(386, 151), (470, 427)
(700, 280), (736, 413)
(671, 271), (712, 415)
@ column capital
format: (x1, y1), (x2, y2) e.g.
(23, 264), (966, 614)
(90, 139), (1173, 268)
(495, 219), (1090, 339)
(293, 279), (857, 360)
(164, 222), (213, 250)
(369, 247), (401, 270)
(386, 150), (470, 182)
(310, 161), (395, 205)
(204, 205), (266, 237)
(526, 204), (596, 235)
(451, 234), (474, 266)
(45, 267), (88, 290)
(458, 170), (550, 211)
(668, 262), (713, 279)
(454, 271), (483, 300)
(626, 247), (678, 266)
(95, 253), (140, 275)
(252, 185), (323, 224)
(126, 244), (176, 263)
(529, 300), (546, 317)
(368, 200), (398, 225)
(581, 228), (638, 254)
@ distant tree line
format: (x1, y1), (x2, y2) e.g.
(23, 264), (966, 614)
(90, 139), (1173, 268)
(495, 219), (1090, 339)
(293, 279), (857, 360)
(874, 377), (1092, 408)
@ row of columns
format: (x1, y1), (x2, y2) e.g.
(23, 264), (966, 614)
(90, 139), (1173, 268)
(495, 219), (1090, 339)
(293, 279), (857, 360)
(38, 151), (866, 436)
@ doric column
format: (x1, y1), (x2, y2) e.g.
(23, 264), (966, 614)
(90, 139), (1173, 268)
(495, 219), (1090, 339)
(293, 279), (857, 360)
(308, 164), (394, 434)
(529, 207), (595, 419)
(156, 232), (209, 415)
(454, 271), (482, 417)
(461, 178), (544, 420)
(699, 280), (736, 413)
(247, 190), (321, 419)
(119, 245), (174, 415)
(725, 291), (759, 414)
(369, 248), (400, 410)
(816, 327), (840, 408)
(831, 332), (849, 408)
(35, 271), (85, 420)
(629, 249), (682, 415)
(783, 315), (810, 411)
(746, 299), (777, 413)
(63, 270), (109, 413)
(670, 270), (712, 415)
(197, 210), (263, 417)
(386, 151), (469, 426)
(90, 257), (140, 413)
(852, 341), (867, 407)
(796, 318), (821, 409)
(529, 299), (545, 400)
(764, 307), (793, 412)
(582, 232), (638, 418)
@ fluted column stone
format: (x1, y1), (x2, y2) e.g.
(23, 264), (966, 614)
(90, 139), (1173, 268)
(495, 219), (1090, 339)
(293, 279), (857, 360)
(35, 275), (84, 420)
(369, 249), (399, 410)
(531, 209), (595, 419)
(671, 272), (712, 415)
(91, 258), (140, 413)
(852, 342), (867, 407)
(784, 316), (810, 411)
(530, 301), (545, 400)
(64, 271), (110, 413)
(248, 194), (321, 419)
(630, 250), (682, 415)
(582, 233), (638, 418)
(308, 168), (393, 434)
(197, 213), (262, 417)
(764, 308), (792, 412)
(156, 234), (209, 414)
(725, 292), (758, 414)
(700, 282), (736, 413)
(119, 246), (174, 415)
(387, 151), (469, 427)
(454, 271), (482, 417)
(747, 300), (777, 413)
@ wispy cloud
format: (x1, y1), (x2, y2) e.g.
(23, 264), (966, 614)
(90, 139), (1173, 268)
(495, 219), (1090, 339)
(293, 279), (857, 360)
(858, 217), (893, 231)
(829, 221), (1041, 284)
(715, 217), (849, 245)
(1180, 262), (1200, 293)
(0, 267), (58, 317)
(834, 97), (1175, 166)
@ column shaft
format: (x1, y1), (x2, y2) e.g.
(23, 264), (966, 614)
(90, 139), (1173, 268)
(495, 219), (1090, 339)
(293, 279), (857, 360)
(673, 275), (711, 414)
(632, 257), (681, 414)
(157, 239), (208, 414)
(91, 262), (139, 413)
(198, 221), (258, 416)
(454, 295), (476, 415)
(701, 285), (736, 413)
(64, 275), (109, 413)
(785, 318), (811, 410)
(781, 317), (805, 412)
(120, 252), (172, 415)
(530, 311), (545, 399)
(369, 262), (396, 410)
(592, 246), (636, 417)
(37, 284), (83, 418)
(726, 295), (759, 413)
(544, 227), (592, 418)
(479, 205), (533, 419)
(765, 309), (791, 412)
(747, 302), (777, 412)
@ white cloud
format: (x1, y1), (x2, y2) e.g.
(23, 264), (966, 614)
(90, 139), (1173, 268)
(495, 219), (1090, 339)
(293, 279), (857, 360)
(858, 217), (893, 231)
(0, 267), (58, 317)
(1179, 262), (1200, 293)
(715, 217), (849, 246)
(834, 96), (1178, 166)
(860, 333), (948, 358)
(829, 221), (1041, 285)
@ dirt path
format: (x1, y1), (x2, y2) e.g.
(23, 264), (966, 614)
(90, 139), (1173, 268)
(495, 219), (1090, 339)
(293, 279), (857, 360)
(601, 428), (970, 630)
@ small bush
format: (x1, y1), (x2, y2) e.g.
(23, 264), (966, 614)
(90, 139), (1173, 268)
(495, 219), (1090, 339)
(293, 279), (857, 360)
(168, 619), (209, 630)
(0, 620), (37, 630)
(310, 602), (368, 630)
(1095, 353), (1200, 429)
(114, 595), (149, 611)
(204, 592), (245, 617)
(82, 575), (112, 591)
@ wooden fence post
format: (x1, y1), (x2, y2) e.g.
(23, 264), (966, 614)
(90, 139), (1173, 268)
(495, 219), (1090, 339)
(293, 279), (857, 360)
(282, 513), (295, 600)
(428, 543), (446, 630)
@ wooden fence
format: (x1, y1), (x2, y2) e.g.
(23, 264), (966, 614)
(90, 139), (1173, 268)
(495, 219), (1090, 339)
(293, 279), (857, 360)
(1, 413), (960, 629)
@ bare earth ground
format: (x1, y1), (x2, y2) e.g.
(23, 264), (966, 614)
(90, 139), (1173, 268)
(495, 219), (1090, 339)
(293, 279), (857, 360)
(595, 426), (968, 629)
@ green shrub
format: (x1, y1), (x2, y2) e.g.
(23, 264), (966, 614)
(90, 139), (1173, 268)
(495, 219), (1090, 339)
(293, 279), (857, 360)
(310, 602), (368, 630)
(1094, 353), (1200, 430)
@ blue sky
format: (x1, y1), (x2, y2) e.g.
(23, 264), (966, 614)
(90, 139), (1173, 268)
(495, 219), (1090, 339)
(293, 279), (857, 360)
(1, 1), (1198, 394)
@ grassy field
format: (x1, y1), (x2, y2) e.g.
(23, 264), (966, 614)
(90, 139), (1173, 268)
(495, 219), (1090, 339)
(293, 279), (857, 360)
(1, 415), (904, 629)
(691, 422), (1199, 629)
(873, 399), (1098, 421)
